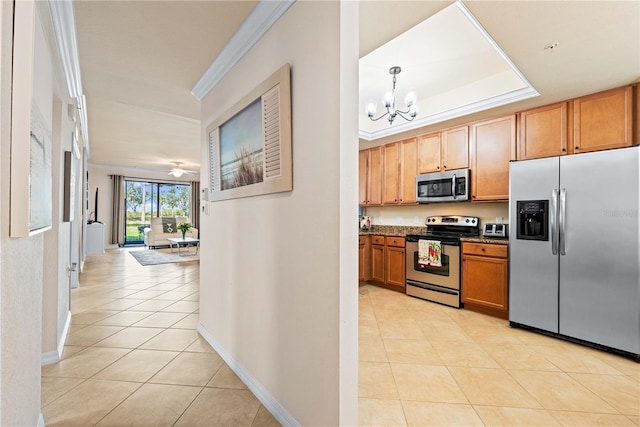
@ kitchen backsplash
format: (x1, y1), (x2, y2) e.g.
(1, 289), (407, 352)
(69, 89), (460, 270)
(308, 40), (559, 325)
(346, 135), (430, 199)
(363, 202), (509, 227)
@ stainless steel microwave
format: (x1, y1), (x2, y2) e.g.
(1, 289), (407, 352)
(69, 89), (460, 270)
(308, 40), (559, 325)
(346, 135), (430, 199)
(416, 169), (469, 203)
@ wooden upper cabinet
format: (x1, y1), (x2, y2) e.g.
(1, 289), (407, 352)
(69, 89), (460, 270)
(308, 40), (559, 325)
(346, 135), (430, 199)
(442, 126), (469, 170)
(573, 86), (633, 153)
(358, 150), (368, 205)
(367, 147), (383, 205)
(418, 127), (468, 173)
(399, 138), (417, 204)
(470, 115), (516, 202)
(417, 133), (441, 173)
(518, 102), (569, 160)
(382, 142), (400, 204)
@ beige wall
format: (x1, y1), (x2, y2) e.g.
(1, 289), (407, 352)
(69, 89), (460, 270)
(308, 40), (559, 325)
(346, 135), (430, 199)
(365, 202), (510, 227)
(199, 2), (358, 425)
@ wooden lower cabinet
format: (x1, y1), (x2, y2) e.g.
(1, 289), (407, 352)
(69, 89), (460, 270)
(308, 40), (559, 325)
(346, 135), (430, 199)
(461, 242), (509, 318)
(385, 237), (405, 289)
(358, 235), (371, 282)
(370, 236), (385, 283)
(364, 235), (405, 292)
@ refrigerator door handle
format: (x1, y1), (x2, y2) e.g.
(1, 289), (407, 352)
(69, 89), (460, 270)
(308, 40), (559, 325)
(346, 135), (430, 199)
(559, 188), (567, 255)
(551, 189), (558, 255)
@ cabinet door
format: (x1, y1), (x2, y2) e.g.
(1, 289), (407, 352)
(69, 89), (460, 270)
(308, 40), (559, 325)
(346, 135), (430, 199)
(385, 246), (405, 288)
(358, 150), (368, 206)
(417, 133), (441, 173)
(518, 102), (569, 160)
(367, 147), (383, 205)
(470, 115), (516, 201)
(359, 236), (371, 282)
(399, 138), (417, 204)
(371, 244), (385, 283)
(573, 86), (633, 153)
(442, 126), (469, 170)
(382, 142), (399, 204)
(462, 254), (508, 312)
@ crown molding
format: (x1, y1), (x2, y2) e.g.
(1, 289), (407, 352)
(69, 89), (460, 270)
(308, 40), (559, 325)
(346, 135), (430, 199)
(191, 0), (295, 100)
(48, 0), (90, 153)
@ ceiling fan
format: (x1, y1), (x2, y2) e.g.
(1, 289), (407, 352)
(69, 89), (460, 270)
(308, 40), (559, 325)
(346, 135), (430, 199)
(167, 162), (198, 178)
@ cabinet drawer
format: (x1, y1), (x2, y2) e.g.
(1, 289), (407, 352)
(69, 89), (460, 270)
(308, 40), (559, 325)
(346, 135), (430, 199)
(462, 242), (507, 258)
(385, 236), (405, 247)
(371, 235), (385, 245)
(359, 235), (369, 245)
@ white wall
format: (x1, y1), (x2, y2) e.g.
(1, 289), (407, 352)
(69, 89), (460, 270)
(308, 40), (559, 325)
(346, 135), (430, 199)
(1, 2), (86, 424)
(0, 3), (45, 425)
(199, 2), (358, 425)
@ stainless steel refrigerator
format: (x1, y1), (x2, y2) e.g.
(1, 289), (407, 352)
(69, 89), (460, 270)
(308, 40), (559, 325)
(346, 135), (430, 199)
(509, 146), (639, 358)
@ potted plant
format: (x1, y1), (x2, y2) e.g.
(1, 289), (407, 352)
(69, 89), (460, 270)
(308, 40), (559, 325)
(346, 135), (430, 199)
(177, 222), (192, 240)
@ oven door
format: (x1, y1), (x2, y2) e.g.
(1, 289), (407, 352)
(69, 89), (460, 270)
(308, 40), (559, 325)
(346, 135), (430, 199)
(405, 241), (460, 290)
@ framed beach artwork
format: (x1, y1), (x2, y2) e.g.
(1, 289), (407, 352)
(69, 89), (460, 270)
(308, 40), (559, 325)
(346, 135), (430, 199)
(207, 63), (292, 202)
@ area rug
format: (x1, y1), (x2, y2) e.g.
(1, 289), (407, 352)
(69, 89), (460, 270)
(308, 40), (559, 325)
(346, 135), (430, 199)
(128, 248), (199, 266)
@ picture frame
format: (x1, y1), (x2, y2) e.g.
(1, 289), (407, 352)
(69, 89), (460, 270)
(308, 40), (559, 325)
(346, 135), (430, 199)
(207, 63), (292, 202)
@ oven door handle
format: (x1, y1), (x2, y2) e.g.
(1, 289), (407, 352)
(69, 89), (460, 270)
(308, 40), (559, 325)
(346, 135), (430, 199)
(451, 174), (456, 199)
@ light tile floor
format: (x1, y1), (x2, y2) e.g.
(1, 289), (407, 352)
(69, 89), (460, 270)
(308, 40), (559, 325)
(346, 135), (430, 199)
(359, 284), (640, 427)
(41, 248), (280, 427)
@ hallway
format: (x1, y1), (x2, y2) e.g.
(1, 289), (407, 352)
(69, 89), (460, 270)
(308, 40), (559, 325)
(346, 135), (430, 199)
(41, 248), (279, 427)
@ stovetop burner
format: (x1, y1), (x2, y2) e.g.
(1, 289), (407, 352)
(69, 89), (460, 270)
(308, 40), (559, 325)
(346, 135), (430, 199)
(406, 215), (480, 244)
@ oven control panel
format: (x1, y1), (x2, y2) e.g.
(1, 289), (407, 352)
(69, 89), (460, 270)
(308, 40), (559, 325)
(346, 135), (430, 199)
(425, 215), (478, 226)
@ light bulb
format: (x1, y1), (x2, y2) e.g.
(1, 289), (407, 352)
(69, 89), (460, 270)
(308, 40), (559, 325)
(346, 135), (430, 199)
(382, 91), (394, 109)
(365, 101), (377, 118)
(409, 101), (418, 118)
(405, 91), (417, 108)
(172, 169), (184, 177)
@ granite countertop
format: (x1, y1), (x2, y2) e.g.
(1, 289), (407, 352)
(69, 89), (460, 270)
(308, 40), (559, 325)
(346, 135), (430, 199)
(359, 225), (426, 237)
(461, 236), (509, 245)
(360, 226), (509, 245)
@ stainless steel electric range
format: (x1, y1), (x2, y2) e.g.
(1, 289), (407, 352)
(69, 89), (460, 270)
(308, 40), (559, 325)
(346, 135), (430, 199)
(405, 215), (479, 308)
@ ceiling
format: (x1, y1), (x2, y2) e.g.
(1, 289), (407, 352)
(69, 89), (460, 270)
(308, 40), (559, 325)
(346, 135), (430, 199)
(74, 0), (258, 175)
(74, 1), (640, 174)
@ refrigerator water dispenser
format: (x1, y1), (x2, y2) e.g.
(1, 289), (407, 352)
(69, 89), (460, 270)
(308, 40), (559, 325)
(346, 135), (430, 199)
(516, 200), (548, 241)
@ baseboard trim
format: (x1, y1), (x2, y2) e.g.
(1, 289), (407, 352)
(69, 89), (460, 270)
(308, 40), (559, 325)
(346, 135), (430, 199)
(37, 413), (45, 427)
(41, 310), (71, 366)
(197, 323), (300, 427)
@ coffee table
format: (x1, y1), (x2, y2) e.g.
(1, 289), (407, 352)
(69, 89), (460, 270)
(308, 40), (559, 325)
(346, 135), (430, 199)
(167, 237), (200, 257)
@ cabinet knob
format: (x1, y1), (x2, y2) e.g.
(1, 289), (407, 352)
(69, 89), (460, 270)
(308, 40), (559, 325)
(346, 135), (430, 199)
(443, 165), (447, 169)
(562, 148), (566, 152)
(575, 146), (579, 150)
(481, 248), (486, 252)
(437, 166), (440, 170)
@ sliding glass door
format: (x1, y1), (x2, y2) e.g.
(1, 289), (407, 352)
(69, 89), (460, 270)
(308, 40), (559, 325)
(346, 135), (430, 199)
(124, 180), (190, 245)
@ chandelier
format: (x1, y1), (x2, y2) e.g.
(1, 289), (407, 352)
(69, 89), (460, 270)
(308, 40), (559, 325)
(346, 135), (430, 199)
(366, 66), (418, 125)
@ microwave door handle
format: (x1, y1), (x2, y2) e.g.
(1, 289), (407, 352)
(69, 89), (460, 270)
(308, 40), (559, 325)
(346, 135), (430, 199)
(451, 174), (456, 199)
(551, 189), (558, 255)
